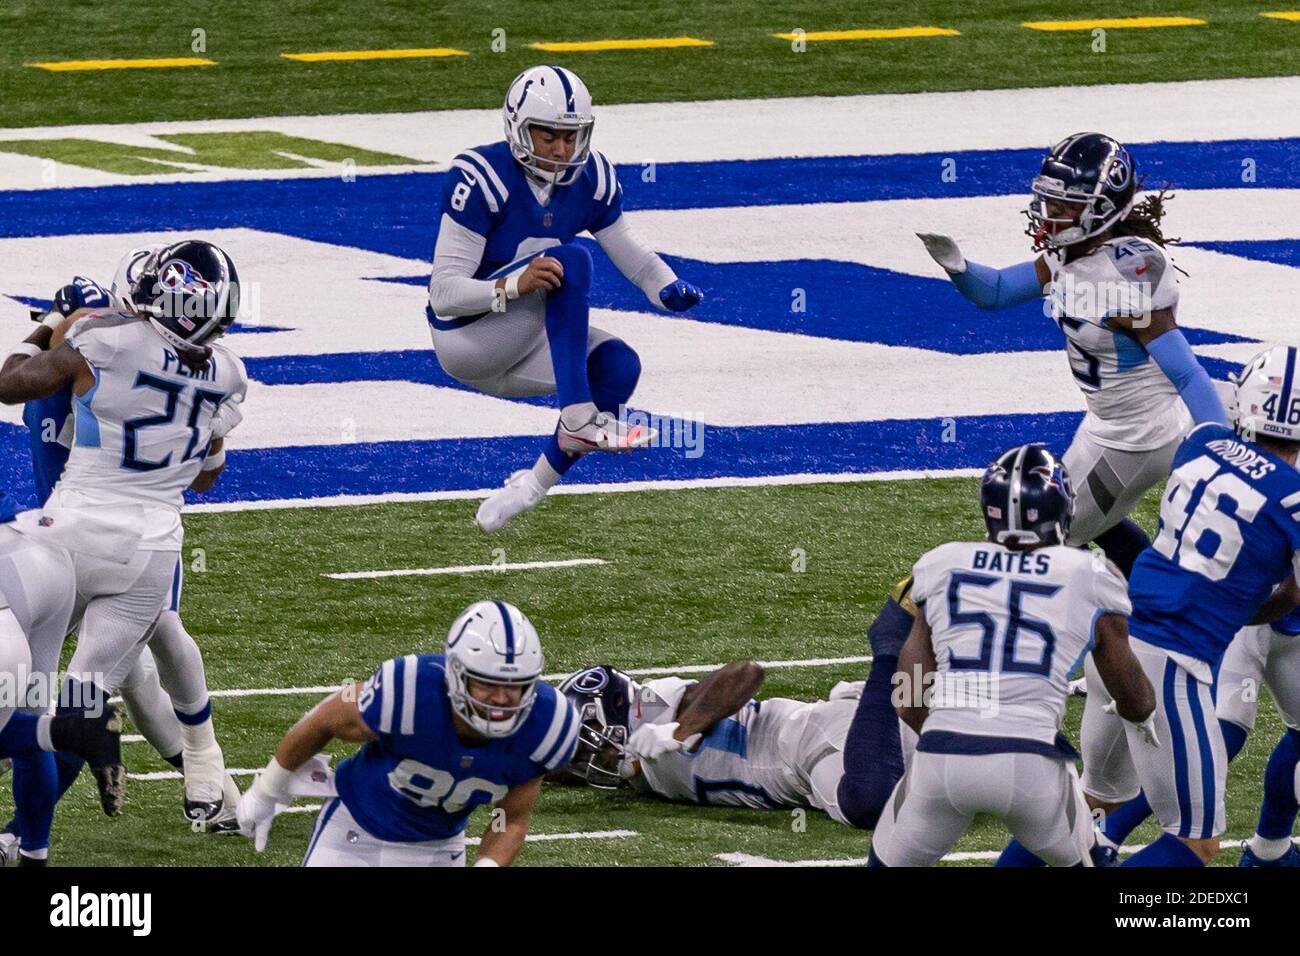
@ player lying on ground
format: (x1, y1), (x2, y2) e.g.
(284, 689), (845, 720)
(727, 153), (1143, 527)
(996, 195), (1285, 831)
(0, 240), (247, 864)
(426, 65), (704, 533)
(1002, 346), (1300, 868)
(868, 443), (1156, 867)
(237, 601), (580, 866)
(918, 132), (1229, 579)
(0, 260), (246, 863)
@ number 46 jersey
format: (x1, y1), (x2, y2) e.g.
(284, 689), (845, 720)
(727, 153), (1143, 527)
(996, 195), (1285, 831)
(1129, 422), (1300, 669)
(911, 542), (1132, 747)
(335, 654), (579, 843)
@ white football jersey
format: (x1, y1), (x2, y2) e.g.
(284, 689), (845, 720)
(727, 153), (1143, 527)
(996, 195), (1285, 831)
(50, 311), (248, 549)
(627, 676), (821, 809)
(910, 541), (1131, 745)
(1045, 236), (1191, 451)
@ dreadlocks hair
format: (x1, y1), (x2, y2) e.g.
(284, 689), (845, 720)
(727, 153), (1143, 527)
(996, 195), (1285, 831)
(1113, 180), (1179, 247)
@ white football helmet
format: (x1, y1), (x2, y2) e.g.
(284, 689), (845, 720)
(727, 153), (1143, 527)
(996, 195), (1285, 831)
(1232, 345), (1300, 444)
(445, 601), (544, 738)
(503, 65), (593, 186)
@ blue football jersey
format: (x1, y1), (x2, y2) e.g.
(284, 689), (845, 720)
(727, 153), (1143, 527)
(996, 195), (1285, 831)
(1129, 423), (1300, 666)
(334, 654), (580, 842)
(439, 141), (623, 283)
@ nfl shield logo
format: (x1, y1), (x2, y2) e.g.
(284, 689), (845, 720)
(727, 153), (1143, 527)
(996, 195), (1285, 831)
(38, 516), (53, 527)
(460, 756), (473, 768)
(542, 212), (553, 227)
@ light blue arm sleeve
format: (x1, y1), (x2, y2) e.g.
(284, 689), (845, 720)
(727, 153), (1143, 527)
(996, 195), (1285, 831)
(1146, 329), (1230, 426)
(949, 259), (1043, 310)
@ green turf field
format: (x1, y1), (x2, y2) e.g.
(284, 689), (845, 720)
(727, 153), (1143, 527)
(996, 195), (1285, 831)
(1, 1), (1299, 126)
(0, 480), (1285, 865)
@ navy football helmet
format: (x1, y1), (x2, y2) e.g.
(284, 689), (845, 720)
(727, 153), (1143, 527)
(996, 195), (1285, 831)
(980, 444), (1075, 547)
(128, 240), (240, 352)
(1025, 133), (1136, 251)
(556, 665), (634, 789)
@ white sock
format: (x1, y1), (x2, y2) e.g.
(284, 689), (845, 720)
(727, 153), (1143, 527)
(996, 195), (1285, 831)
(1247, 833), (1293, 861)
(35, 715), (54, 752)
(559, 401), (598, 431)
(180, 716), (218, 755)
(531, 454), (563, 491)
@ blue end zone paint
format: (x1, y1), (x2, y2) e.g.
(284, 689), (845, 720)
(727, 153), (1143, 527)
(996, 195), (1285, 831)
(1184, 239), (1300, 270)
(0, 410), (1083, 507)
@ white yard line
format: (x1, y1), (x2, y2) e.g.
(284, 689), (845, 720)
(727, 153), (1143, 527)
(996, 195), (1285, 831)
(715, 838), (1271, 867)
(183, 468), (982, 514)
(323, 558), (607, 580)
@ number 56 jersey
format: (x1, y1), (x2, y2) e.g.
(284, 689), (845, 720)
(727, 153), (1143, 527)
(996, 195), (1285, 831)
(335, 655), (579, 843)
(51, 311), (247, 550)
(911, 542), (1132, 747)
(1129, 422), (1300, 669)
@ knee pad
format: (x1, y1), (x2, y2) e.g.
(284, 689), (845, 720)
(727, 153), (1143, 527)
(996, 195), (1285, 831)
(588, 338), (641, 412)
(548, 243), (593, 295)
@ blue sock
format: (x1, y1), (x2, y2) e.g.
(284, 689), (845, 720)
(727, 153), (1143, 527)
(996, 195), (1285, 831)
(11, 752), (58, 852)
(836, 653), (904, 830)
(1102, 793), (1152, 845)
(164, 751), (184, 769)
(1221, 718), (1249, 762)
(996, 839), (1048, 867)
(542, 432), (578, 477)
(588, 338), (642, 415)
(1093, 519), (1150, 579)
(0, 712), (42, 757)
(1122, 832), (1204, 867)
(544, 243), (594, 408)
(1257, 728), (1300, 840)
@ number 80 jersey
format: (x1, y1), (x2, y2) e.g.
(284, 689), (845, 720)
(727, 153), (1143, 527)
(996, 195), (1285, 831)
(911, 542), (1132, 746)
(1129, 423), (1300, 668)
(335, 655), (579, 843)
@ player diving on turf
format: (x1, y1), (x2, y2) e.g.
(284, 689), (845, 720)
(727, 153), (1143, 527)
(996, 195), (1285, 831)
(426, 65), (704, 533)
(917, 133), (1229, 580)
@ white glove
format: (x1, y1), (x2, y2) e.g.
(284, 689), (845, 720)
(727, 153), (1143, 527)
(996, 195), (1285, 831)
(237, 758), (292, 852)
(209, 398), (244, 440)
(916, 233), (968, 274)
(626, 721), (701, 761)
(1104, 701), (1162, 749)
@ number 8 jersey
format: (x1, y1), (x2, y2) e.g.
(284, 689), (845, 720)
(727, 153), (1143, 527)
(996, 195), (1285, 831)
(52, 311), (248, 550)
(1128, 422), (1300, 668)
(910, 542), (1131, 747)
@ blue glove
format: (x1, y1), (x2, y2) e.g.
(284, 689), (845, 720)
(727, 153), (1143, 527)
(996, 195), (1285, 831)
(659, 279), (704, 312)
(51, 276), (111, 317)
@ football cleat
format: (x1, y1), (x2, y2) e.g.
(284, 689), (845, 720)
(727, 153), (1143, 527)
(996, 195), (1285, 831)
(0, 832), (18, 867)
(1067, 677), (1088, 698)
(556, 411), (656, 455)
(1238, 843), (1300, 867)
(183, 743), (233, 832)
(475, 469), (546, 534)
(0, 757), (10, 779)
(829, 680), (866, 701)
(203, 774), (245, 835)
(49, 702), (126, 817)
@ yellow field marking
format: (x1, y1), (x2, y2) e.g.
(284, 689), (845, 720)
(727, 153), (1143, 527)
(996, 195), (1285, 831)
(28, 57), (216, 71)
(281, 48), (469, 62)
(1022, 16), (1206, 31)
(771, 27), (960, 41)
(528, 36), (713, 52)
(1261, 11), (1300, 21)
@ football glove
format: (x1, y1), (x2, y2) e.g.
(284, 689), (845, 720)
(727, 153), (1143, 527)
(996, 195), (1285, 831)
(626, 720), (701, 761)
(51, 277), (111, 317)
(1104, 700), (1162, 749)
(916, 233), (968, 275)
(237, 758), (293, 852)
(658, 280), (704, 312)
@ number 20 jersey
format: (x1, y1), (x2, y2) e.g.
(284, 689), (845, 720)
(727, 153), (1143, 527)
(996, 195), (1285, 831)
(53, 311), (247, 550)
(335, 654), (580, 843)
(1128, 423), (1300, 668)
(911, 542), (1132, 745)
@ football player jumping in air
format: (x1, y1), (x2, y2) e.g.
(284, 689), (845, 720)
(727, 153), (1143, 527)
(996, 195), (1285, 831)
(868, 444), (1156, 867)
(1066, 346), (1300, 867)
(918, 133), (1229, 580)
(0, 241), (248, 863)
(237, 601), (580, 866)
(427, 65), (704, 533)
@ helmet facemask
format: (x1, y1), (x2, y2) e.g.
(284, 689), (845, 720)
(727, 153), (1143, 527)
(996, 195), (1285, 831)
(565, 699), (629, 789)
(1025, 176), (1129, 252)
(447, 657), (539, 738)
(510, 118), (594, 186)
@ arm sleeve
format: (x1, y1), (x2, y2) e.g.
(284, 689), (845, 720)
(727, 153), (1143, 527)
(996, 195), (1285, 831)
(1147, 328), (1230, 427)
(427, 214), (498, 318)
(950, 259), (1044, 310)
(592, 215), (677, 309)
